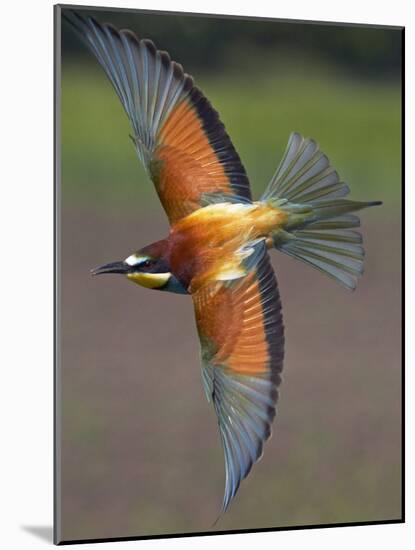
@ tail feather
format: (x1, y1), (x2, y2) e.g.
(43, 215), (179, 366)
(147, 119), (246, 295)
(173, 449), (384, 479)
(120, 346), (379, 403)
(278, 237), (363, 289)
(262, 132), (348, 204)
(263, 132), (382, 290)
(309, 199), (382, 223)
(305, 214), (361, 230)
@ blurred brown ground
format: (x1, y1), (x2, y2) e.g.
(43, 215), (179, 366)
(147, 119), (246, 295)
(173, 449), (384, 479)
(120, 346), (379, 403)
(60, 203), (401, 540)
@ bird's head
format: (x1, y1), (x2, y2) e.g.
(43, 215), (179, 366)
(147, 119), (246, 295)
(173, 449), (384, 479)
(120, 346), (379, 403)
(91, 242), (188, 294)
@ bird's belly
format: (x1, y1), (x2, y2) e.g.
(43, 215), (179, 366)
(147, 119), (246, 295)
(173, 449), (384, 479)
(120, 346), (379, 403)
(167, 202), (286, 290)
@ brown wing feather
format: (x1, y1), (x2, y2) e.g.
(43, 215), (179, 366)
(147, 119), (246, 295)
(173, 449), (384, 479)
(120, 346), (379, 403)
(193, 253), (284, 513)
(64, 11), (252, 225)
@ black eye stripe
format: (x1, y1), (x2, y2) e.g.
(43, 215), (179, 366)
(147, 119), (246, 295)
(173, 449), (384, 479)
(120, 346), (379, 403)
(130, 256), (170, 273)
(133, 258), (156, 272)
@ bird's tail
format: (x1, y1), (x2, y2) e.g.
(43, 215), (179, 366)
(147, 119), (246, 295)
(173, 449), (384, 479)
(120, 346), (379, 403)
(261, 132), (382, 290)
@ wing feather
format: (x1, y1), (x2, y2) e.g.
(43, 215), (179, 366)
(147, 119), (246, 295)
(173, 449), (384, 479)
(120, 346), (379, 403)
(63, 10), (252, 224)
(192, 253), (284, 514)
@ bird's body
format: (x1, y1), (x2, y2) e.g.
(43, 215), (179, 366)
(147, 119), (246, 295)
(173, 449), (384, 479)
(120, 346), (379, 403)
(163, 201), (287, 291)
(65, 10), (382, 519)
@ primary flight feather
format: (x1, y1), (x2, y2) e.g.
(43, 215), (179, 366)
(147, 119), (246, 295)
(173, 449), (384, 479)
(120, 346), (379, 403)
(64, 11), (381, 517)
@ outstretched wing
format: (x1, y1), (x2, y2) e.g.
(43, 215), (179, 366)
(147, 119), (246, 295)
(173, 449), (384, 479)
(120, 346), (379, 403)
(192, 253), (284, 514)
(63, 11), (252, 224)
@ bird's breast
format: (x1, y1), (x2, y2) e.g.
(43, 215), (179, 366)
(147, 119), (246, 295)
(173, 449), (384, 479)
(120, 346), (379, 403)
(166, 202), (285, 290)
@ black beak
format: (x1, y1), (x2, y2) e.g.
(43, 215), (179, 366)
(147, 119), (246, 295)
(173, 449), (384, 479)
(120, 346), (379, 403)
(91, 261), (130, 276)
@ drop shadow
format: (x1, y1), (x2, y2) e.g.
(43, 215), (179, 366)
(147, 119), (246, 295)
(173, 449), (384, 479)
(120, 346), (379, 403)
(22, 525), (53, 543)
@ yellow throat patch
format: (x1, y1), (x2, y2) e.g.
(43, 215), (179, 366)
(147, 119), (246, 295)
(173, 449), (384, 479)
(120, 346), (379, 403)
(127, 272), (171, 289)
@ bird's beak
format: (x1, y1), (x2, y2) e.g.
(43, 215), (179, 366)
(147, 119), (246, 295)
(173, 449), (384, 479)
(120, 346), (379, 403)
(90, 261), (130, 276)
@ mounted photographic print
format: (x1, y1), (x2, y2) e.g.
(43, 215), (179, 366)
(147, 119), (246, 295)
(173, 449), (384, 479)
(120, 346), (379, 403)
(54, 4), (403, 545)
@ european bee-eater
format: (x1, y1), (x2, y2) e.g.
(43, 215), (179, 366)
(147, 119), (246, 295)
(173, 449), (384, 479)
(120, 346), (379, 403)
(64, 11), (381, 517)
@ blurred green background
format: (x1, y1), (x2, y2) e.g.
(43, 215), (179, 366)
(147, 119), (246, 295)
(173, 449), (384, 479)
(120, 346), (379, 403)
(59, 7), (402, 542)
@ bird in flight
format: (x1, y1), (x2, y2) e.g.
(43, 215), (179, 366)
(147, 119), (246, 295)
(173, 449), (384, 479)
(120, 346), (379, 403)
(64, 11), (381, 518)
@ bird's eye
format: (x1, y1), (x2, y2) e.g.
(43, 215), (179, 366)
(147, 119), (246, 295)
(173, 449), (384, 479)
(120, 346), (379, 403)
(141, 259), (152, 268)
